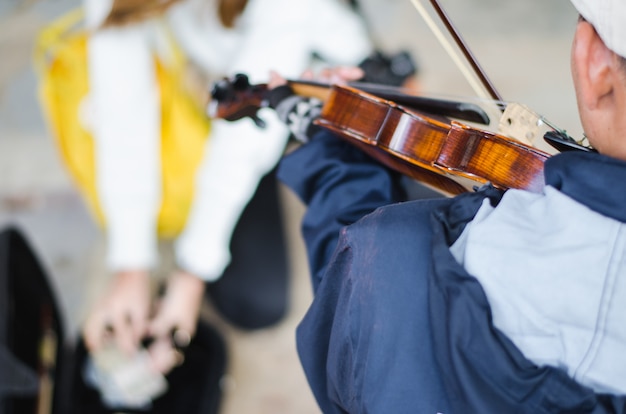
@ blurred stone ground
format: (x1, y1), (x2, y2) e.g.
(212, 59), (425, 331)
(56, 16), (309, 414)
(0, 0), (580, 412)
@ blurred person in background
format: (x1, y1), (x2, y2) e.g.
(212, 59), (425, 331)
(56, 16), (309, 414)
(79, 0), (373, 375)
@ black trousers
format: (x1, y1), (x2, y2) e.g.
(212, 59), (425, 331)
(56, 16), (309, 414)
(206, 168), (289, 330)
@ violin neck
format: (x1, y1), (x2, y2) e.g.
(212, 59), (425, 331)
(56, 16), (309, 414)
(287, 79), (490, 125)
(287, 80), (333, 102)
(209, 73), (489, 126)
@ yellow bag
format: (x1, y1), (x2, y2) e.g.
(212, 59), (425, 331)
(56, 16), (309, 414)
(35, 9), (211, 238)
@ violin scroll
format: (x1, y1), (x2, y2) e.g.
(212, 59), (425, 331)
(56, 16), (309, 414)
(208, 74), (269, 128)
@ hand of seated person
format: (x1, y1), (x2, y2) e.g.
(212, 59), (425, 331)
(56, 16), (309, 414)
(147, 270), (205, 374)
(83, 269), (152, 355)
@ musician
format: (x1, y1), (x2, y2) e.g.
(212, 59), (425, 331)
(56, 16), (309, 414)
(273, 0), (626, 411)
(81, 0), (372, 375)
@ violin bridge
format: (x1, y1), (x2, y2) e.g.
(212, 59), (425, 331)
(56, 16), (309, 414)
(497, 103), (558, 154)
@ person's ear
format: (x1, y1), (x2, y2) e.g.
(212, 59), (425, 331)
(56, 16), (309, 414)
(572, 20), (616, 110)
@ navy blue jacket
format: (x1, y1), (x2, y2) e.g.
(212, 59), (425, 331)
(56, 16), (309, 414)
(278, 130), (626, 413)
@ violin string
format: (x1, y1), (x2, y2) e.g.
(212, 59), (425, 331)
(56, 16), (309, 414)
(352, 80), (514, 120)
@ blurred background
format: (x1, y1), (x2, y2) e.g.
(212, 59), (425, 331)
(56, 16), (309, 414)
(0, 0), (580, 412)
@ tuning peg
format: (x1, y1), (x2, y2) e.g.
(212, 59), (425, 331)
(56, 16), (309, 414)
(211, 79), (232, 100)
(233, 73), (251, 90)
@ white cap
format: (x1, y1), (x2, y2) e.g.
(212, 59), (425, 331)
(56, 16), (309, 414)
(570, 0), (626, 58)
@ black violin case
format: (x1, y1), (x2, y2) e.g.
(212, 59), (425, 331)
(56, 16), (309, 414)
(0, 226), (227, 414)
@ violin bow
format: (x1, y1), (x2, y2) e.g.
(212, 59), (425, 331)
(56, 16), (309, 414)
(409, 0), (503, 105)
(408, 0), (596, 152)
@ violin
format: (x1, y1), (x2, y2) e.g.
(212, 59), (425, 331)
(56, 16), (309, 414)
(208, 0), (594, 196)
(209, 75), (550, 195)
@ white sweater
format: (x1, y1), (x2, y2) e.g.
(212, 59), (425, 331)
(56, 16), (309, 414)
(84, 0), (372, 280)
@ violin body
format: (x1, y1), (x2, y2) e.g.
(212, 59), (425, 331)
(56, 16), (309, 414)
(317, 85), (550, 195)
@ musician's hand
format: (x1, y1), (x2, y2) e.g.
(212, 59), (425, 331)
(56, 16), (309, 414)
(268, 66), (365, 89)
(83, 270), (151, 355)
(313, 66), (365, 85)
(268, 70), (288, 89)
(147, 270), (205, 374)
